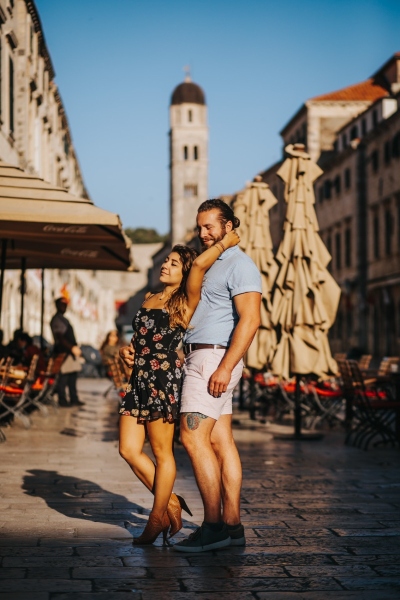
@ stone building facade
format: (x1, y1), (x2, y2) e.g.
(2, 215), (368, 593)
(0, 0), (117, 346)
(255, 52), (400, 358)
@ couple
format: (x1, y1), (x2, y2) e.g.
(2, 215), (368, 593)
(119, 199), (261, 552)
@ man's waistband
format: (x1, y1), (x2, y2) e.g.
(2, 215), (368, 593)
(183, 343), (228, 355)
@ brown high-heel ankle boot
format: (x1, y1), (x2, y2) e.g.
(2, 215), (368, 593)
(133, 511), (171, 546)
(167, 493), (193, 538)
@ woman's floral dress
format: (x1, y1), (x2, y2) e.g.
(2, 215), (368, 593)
(119, 308), (184, 422)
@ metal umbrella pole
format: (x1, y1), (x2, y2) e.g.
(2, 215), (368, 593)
(0, 239), (7, 322)
(19, 257), (26, 330)
(40, 269), (45, 350)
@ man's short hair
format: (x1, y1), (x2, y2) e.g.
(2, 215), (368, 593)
(197, 199), (240, 229)
(55, 297), (68, 308)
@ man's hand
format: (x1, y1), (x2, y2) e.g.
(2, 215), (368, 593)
(119, 343), (135, 368)
(71, 345), (82, 358)
(208, 365), (232, 397)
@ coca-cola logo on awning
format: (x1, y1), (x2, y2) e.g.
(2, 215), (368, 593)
(60, 248), (99, 258)
(43, 225), (88, 234)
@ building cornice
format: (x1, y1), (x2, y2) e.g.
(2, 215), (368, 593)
(25, 0), (55, 80)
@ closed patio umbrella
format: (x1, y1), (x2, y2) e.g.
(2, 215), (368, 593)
(270, 144), (341, 437)
(234, 177), (278, 369)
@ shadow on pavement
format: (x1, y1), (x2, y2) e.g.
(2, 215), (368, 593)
(22, 469), (149, 534)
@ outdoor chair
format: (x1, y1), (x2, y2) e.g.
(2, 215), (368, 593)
(358, 354), (372, 371)
(344, 360), (400, 450)
(0, 355), (39, 437)
(21, 353), (66, 414)
(105, 357), (129, 400)
(304, 381), (345, 430)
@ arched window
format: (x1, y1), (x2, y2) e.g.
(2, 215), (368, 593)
(188, 110), (192, 122)
(194, 146), (199, 160)
(183, 146), (188, 160)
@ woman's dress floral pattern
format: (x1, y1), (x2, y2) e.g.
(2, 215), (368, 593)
(119, 308), (184, 422)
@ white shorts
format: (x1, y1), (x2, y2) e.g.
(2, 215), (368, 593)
(180, 349), (243, 421)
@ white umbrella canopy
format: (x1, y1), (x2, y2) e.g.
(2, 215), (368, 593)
(270, 144), (341, 380)
(234, 177), (278, 369)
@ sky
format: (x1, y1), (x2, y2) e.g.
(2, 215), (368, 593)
(36, 0), (400, 234)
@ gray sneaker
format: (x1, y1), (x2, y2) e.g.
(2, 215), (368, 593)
(173, 522), (231, 553)
(228, 523), (246, 546)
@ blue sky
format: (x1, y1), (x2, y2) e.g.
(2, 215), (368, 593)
(36, 0), (400, 234)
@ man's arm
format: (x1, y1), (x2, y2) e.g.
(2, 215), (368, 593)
(208, 291), (261, 397)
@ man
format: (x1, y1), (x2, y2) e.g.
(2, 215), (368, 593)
(50, 297), (84, 407)
(173, 199), (261, 552)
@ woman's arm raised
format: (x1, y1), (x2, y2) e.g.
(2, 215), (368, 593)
(185, 230), (240, 312)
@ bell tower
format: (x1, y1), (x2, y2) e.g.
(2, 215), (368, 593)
(169, 71), (208, 245)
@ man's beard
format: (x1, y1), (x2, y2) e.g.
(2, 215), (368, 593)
(200, 228), (226, 250)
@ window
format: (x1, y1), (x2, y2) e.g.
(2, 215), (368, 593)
(372, 109), (378, 127)
(398, 196), (400, 250)
(373, 214), (380, 259)
(334, 175), (341, 195)
(346, 311), (353, 338)
(183, 146), (188, 160)
(184, 184), (198, 198)
(384, 208), (392, 256)
(384, 141), (391, 165)
(350, 125), (358, 140)
(337, 310), (343, 338)
(188, 110), (192, 122)
(371, 150), (379, 173)
(361, 118), (367, 136)
(9, 57), (14, 134)
(345, 227), (351, 267)
(392, 132), (400, 158)
(324, 180), (332, 200)
(344, 168), (351, 189)
(193, 146), (199, 160)
(342, 133), (347, 149)
(335, 232), (341, 270)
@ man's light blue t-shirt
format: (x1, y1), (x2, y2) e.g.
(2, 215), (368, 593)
(185, 246), (262, 346)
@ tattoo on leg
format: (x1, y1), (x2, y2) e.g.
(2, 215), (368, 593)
(183, 412), (208, 431)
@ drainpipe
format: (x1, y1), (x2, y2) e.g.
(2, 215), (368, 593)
(356, 141), (368, 351)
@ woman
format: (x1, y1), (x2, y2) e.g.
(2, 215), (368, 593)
(119, 232), (239, 546)
(100, 330), (122, 363)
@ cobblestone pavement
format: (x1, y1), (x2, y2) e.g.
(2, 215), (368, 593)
(0, 379), (400, 600)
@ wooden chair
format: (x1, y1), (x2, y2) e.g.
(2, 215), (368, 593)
(105, 357), (130, 400)
(0, 355), (39, 434)
(358, 354), (372, 371)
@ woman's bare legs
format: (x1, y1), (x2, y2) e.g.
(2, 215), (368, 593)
(119, 416), (176, 518)
(147, 419), (176, 518)
(119, 416), (155, 492)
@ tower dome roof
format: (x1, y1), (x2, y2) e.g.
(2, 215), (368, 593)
(171, 79), (206, 106)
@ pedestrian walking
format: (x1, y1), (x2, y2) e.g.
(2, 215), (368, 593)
(118, 232), (240, 546)
(50, 297), (84, 407)
(173, 199), (262, 553)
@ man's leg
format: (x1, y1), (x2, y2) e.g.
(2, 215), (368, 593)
(180, 412), (221, 522)
(210, 414), (242, 525)
(68, 372), (83, 405)
(56, 373), (69, 406)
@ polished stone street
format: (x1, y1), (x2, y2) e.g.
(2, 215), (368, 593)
(0, 379), (399, 600)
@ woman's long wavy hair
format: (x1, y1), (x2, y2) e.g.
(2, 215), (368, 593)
(165, 245), (199, 329)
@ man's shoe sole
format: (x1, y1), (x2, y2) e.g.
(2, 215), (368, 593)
(173, 536), (231, 553)
(230, 536), (246, 546)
